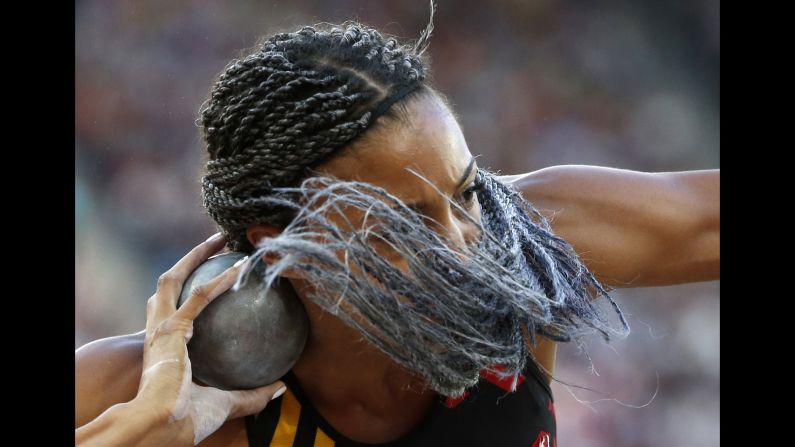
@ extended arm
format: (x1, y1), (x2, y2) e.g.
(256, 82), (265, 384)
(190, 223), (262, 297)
(501, 165), (719, 288)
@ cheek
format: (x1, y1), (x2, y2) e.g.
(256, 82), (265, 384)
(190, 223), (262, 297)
(388, 256), (410, 274)
(368, 238), (411, 273)
(463, 198), (483, 245)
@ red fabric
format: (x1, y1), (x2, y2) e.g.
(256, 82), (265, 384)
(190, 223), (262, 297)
(443, 390), (471, 408)
(443, 364), (527, 408)
(531, 431), (552, 447)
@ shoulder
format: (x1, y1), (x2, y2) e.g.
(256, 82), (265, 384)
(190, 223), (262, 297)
(75, 331), (250, 446)
(75, 330), (145, 427)
(495, 173), (529, 184)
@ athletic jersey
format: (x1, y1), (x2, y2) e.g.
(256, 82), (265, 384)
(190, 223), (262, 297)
(245, 361), (557, 447)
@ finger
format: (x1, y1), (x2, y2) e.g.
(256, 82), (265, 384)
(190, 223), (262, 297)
(148, 232), (227, 328)
(226, 381), (287, 419)
(168, 232), (227, 285)
(174, 256), (248, 322)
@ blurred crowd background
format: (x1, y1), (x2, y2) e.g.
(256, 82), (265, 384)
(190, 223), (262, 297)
(75, 0), (719, 445)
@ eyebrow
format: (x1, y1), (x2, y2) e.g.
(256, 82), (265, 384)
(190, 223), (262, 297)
(455, 157), (477, 190)
(390, 157), (478, 214)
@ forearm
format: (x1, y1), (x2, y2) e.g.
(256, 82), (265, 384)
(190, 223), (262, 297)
(76, 399), (192, 447)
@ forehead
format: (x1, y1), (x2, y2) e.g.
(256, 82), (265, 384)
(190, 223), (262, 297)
(315, 94), (474, 204)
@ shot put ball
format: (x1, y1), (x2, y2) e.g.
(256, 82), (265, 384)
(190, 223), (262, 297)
(177, 252), (309, 390)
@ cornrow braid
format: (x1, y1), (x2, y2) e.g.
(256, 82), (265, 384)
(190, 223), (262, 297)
(200, 23), (433, 251)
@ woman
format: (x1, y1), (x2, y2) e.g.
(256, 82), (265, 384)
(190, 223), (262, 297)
(75, 22), (719, 446)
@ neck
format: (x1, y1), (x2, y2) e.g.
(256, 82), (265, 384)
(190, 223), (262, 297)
(288, 278), (432, 409)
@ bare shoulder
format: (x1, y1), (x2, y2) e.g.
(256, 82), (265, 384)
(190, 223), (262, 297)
(75, 330), (146, 427)
(527, 336), (557, 385)
(495, 172), (532, 185)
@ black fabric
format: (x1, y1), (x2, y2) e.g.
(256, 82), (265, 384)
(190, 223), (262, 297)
(295, 408), (319, 445)
(247, 360), (557, 447)
(246, 390), (283, 446)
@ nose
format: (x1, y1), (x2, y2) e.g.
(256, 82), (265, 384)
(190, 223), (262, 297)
(432, 208), (481, 252)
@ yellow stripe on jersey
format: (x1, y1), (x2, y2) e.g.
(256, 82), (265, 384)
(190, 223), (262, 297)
(270, 388), (301, 446)
(314, 427), (335, 447)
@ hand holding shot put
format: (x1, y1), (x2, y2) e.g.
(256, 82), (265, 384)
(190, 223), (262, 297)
(75, 233), (287, 447)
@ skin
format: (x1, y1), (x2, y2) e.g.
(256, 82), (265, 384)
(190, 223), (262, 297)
(501, 166), (719, 288)
(76, 235), (286, 447)
(75, 93), (720, 446)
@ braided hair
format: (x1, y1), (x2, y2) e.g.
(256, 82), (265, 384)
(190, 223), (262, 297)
(200, 21), (437, 252)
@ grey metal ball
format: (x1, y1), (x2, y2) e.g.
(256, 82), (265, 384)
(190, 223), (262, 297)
(177, 252), (309, 390)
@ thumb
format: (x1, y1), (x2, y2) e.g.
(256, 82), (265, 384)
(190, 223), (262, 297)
(226, 380), (287, 419)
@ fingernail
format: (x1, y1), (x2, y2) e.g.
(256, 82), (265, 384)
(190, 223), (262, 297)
(233, 255), (249, 268)
(205, 232), (223, 242)
(271, 385), (287, 401)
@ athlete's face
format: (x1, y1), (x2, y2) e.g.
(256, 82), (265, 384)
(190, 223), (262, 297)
(240, 93), (573, 396)
(247, 92), (483, 272)
(315, 93), (482, 264)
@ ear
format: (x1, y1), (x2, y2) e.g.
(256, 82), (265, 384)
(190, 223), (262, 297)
(246, 224), (300, 280)
(246, 223), (281, 248)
